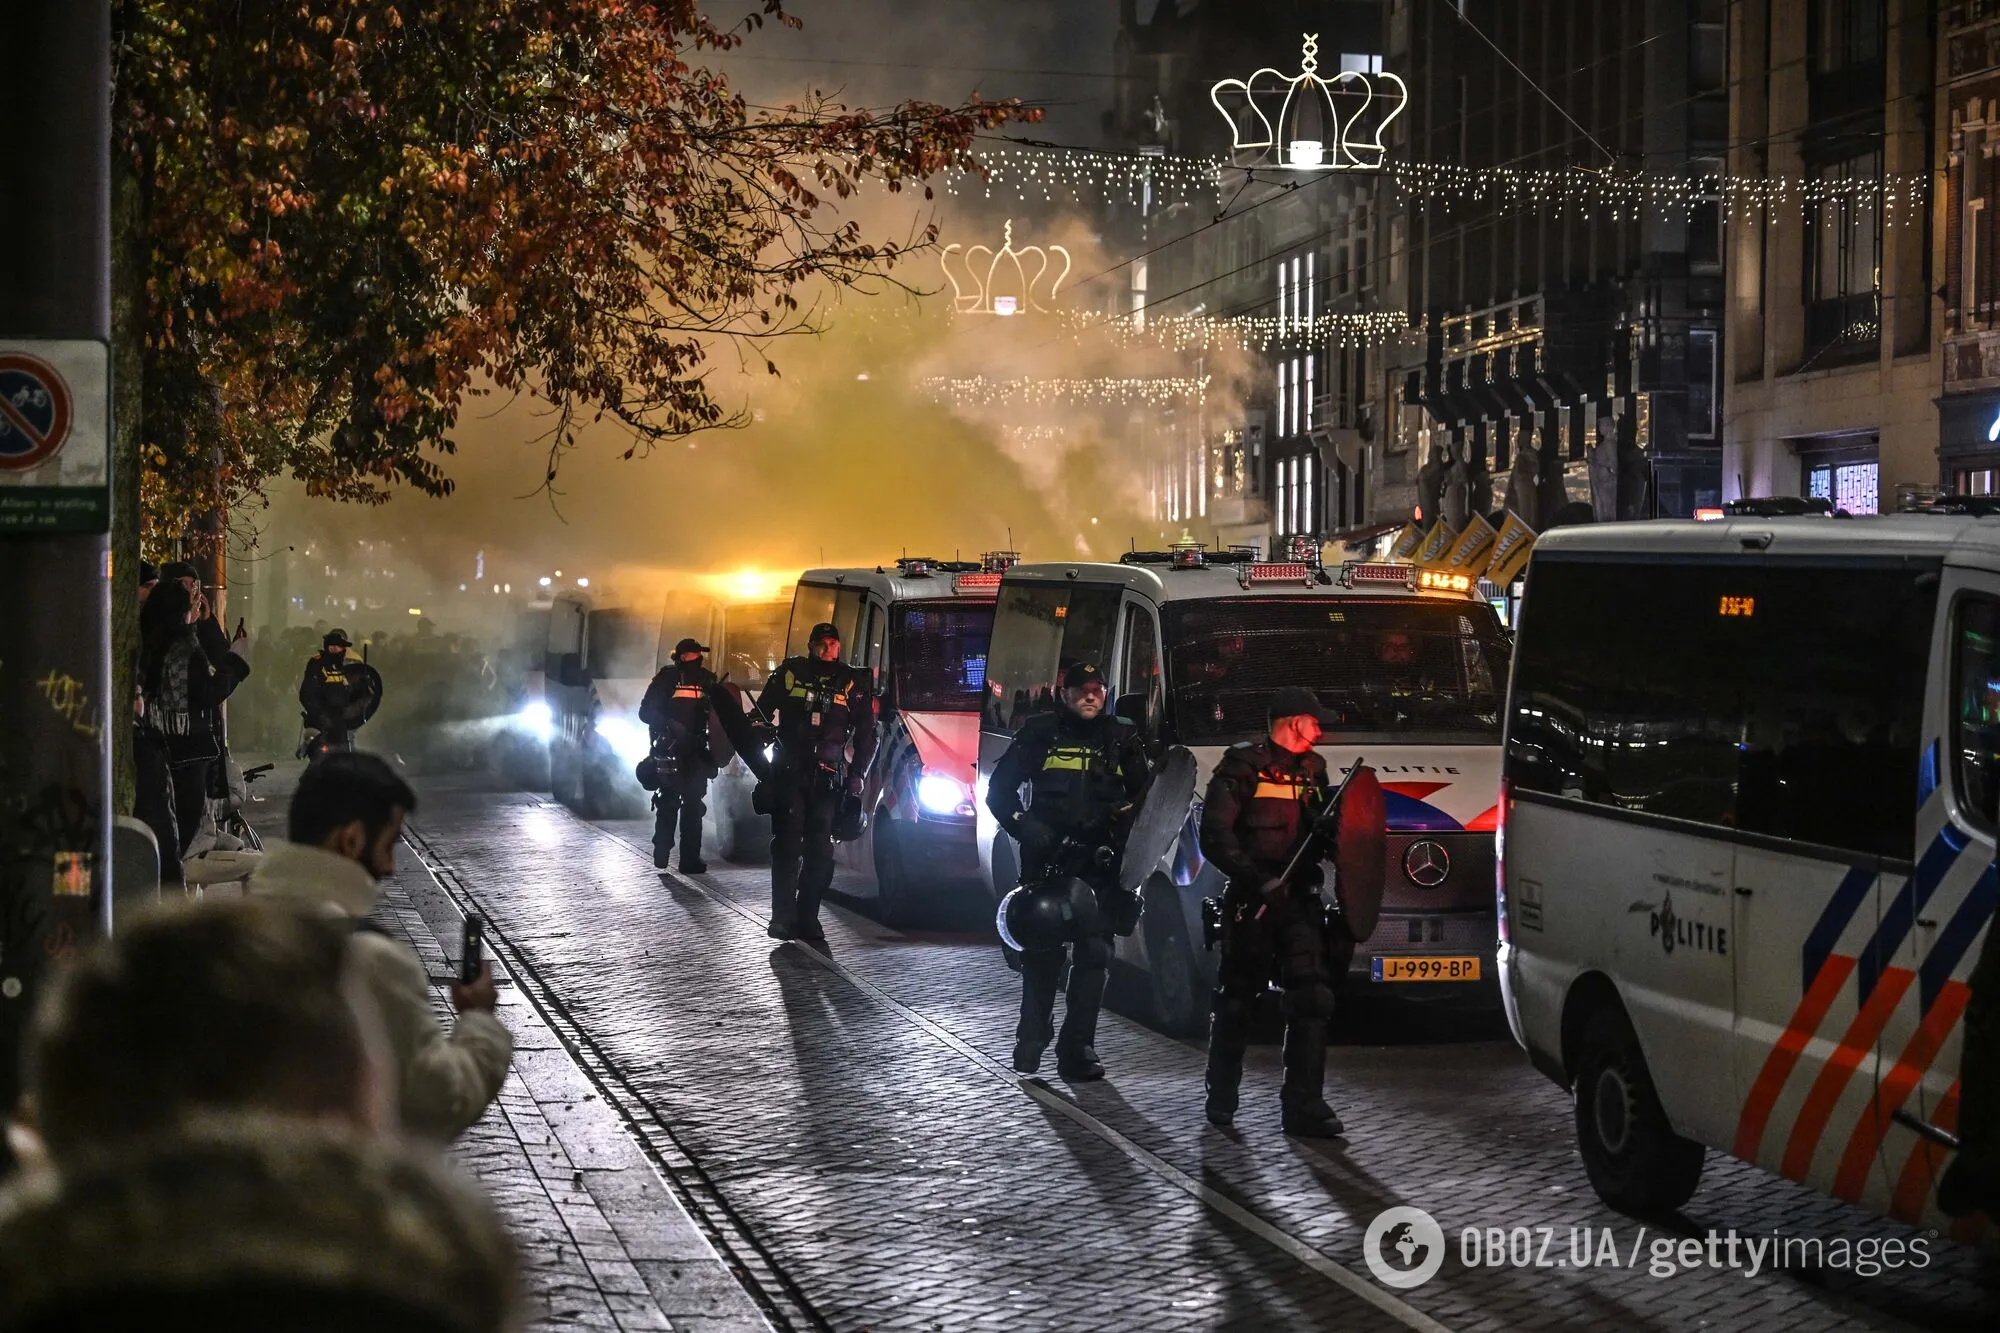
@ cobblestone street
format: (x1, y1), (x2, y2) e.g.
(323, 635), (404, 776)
(368, 775), (2000, 1332)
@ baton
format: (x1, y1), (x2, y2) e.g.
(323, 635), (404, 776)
(1892, 1108), (1961, 1152)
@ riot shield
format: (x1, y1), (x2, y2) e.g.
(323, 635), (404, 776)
(1117, 744), (1197, 893)
(341, 661), (385, 730)
(1328, 764), (1386, 941)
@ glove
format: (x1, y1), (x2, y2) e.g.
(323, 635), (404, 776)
(1012, 813), (1057, 857)
(846, 773), (866, 796)
(1259, 875), (1290, 901)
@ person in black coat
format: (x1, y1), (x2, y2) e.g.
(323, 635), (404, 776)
(751, 623), (872, 942)
(985, 661), (1150, 1080)
(138, 579), (249, 858)
(638, 638), (760, 873)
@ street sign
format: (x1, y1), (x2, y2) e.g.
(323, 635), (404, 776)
(0, 339), (109, 533)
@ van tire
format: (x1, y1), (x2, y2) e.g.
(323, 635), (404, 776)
(1145, 894), (1207, 1038)
(1571, 1005), (1705, 1216)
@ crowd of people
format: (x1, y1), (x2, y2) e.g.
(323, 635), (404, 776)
(0, 753), (518, 1331)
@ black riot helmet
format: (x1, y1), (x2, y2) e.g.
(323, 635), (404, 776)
(996, 878), (1101, 952)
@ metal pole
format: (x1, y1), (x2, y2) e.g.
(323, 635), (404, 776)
(0, 0), (114, 1131)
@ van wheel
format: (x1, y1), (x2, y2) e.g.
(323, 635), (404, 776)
(1145, 900), (1207, 1038)
(1572, 1006), (1705, 1215)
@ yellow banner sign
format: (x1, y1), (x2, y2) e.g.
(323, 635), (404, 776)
(1483, 510), (1537, 588)
(1388, 521), (1423, 561)
(1442, 514), (1498, 573)
(1414, 520), (1451, 565)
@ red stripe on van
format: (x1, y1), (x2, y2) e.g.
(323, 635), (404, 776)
(1462, 805), (1499, 832)
(1780, 966), (1914, 1184)
(1830, 979), (1970, 1203)
(1733, 954), (1855, 1163)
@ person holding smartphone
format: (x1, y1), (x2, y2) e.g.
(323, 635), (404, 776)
(249, 752), (511, 1140)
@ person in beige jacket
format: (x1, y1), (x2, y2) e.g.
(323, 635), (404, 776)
(251, 752), (511, 1140)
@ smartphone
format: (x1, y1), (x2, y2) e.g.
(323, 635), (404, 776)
(459, 914), (485, 985)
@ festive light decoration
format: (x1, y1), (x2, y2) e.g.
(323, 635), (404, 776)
(1057, 308), (1413, 351)
(940, 219), (1071, 316)
(1209, 34), (1406, 173)
(949, 145), (1929, 223)
(920, 375), (1210, 408)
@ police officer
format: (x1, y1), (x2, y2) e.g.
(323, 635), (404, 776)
(1199, 685), (1351, 1137)
(753, 623), (874, 942)
(299, 629), (361, 757)
(638, 637), (759, 874)
(986, 662), (1150, 1080)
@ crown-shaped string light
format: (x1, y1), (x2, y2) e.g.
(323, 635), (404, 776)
(1209, 33), (1407, 172)
(940, 219), (1072, 317)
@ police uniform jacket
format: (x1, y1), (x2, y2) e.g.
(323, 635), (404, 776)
(298, 652), (354, 732)
(754, 656), (877, 777)
(640, 662), (761, 774)
(1198, 739), (1331, 886)
(987, 709), (1150, 851)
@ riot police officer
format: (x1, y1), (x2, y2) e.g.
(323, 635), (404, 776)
(638, 637), (758, 873)
(987, 662), (1150, 1081)
(298, 629), (378, 759)
(1200, 686), (1351, 1137)
(753, 623), (874, 942)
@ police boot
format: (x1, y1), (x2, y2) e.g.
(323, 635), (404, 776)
(677, 791), (707, 873)
(768, 857), (800, 940)
(793, 874), (829, 943)
(1055, 938), (1111, 1082)
(1204, 992), (1252, 1128)
(1280, 1018), (1344, 1138)
(1015, 951), (1062, 1074)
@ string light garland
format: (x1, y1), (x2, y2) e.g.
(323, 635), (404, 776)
(952, 145), (1930, 222)
(920, 375), (1210, 407)
(1057, 309), (1414, 351)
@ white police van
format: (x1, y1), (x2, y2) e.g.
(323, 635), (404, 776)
(1499, 508), (1998, 1234)
(978, 548), (1511, 1035)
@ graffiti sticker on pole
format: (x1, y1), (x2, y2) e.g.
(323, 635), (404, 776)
(0, 340), (109, 533)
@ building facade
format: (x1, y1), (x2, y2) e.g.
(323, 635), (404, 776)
(1723, 0), (1937, 512)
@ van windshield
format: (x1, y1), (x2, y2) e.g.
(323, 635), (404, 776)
(1162, 598), (1508, 745)
(893, 601), (994, 712)
(723, 602), (789, 688)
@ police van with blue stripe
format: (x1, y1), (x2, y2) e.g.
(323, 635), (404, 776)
(1499, 504), (1998, 1235)
(978, 545), (1512, 1035)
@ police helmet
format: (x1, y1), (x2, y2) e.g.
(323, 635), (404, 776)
(635, 756), (660, 791)
(995, 878), (1101, 952)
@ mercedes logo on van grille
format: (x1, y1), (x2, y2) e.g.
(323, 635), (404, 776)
(1403, 840), (1450, 888)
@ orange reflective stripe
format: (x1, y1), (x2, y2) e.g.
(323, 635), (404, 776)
(673, 686), (704, 699)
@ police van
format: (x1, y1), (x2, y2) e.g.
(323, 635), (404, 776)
(784, 556), (1007, 923)
(1499, 509), (1998, 1232)
(547, 593), (660, 819)
(977, 547), (1512, 1035)
(699, 593), (793, 862)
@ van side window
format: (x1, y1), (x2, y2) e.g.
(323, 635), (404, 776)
(1510, 558), (1936, 860)
(1953, 597), (2000, 829)
(788, 585), (838, 656)
(1118, 605), (1161, 732)
(982, 583), (1121, 732)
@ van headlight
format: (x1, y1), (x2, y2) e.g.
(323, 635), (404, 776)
(594, 715), (651, 765)
(515, 700), (555, 743)
(917, 771), (975, 817)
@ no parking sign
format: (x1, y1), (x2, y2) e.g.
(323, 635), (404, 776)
(0, 340), (108, 533)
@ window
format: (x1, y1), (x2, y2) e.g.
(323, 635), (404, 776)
(1813, 0), (1883, 75)
(721, 601), (789, 688)
(1508, 558), (1938, 859)
(1954, 597), (2000, 829)
(1956, 466), (2000, 495)
(1276, 360), (1289, 438)
(1688, 329), (1718, 437)
(891, 601), (994, 713)
(1809, 151), (1883, 306)
(1164, 598), (1508, 745)
(858, 600), (886, 670)
(1118, 604), (1162, 733)
(1806, 459), (1879, 514)
(788, 584), (837, 655)
(982, 583), (1122, 733)
(586, 610), (659, 680)
(1305, 353), (1317, 432)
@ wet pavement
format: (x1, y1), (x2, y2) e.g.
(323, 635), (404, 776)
(386, 774), (2000, 1332)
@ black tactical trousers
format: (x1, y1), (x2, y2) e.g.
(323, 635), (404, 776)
(652, 767), (709, 864)
(1205, 885), (1354, 1119)
(770, 769), (840, 932)
(1014, 871), (1117, 1059)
